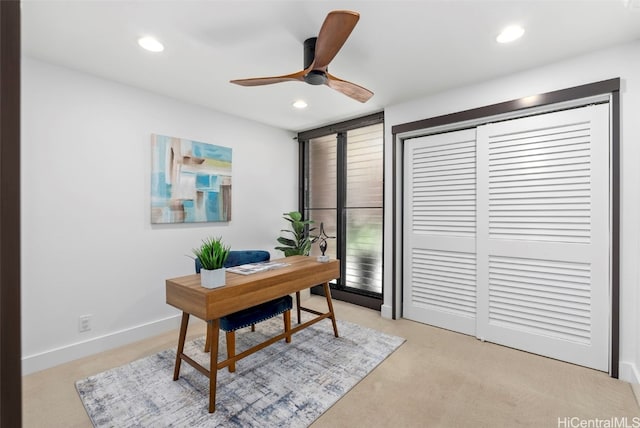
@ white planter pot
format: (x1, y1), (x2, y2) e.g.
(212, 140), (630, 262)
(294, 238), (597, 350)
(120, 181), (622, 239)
(200, 267), (226, 289)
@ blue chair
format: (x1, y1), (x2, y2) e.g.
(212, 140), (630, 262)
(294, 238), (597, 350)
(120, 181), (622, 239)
(195, 250), (293, 372)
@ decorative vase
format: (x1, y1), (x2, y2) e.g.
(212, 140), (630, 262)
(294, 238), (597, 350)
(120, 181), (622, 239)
(200, 267), (226, 289)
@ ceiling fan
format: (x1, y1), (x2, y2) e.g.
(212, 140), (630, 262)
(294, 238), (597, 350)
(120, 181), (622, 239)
(230, 10), (373, 103)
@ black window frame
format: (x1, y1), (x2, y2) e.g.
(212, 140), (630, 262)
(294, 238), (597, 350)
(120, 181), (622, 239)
(298, 112), (384, 310)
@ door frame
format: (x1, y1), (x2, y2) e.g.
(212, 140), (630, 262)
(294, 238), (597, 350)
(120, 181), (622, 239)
(391, 78), (620, 377)
(0, 1), (22, 425)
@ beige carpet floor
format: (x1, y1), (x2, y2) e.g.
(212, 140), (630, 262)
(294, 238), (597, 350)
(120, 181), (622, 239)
(23, 296), (639, 427)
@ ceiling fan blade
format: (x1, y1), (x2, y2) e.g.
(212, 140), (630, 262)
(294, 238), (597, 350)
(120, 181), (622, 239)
(326, 73), (373, 103)
(230, 70), (305, 86)
(312, 10), (360, 70)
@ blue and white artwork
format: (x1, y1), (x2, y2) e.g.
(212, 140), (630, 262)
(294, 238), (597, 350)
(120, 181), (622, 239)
(151, 134), (232, 223)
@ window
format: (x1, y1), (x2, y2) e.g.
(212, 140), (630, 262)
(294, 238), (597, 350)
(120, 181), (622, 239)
(299, 113), (384, 307)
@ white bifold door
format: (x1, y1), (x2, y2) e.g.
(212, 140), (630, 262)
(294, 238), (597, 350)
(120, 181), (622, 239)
(403, 104), (610, 371)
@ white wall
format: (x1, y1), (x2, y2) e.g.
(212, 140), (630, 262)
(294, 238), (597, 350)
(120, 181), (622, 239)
(21, 58), (298, 374)
(382, 40), (640, 384)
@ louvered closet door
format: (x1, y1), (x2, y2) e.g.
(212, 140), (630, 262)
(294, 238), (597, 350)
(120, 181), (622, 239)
(476, 104), (609, 371)
(403, 129), (477, 335)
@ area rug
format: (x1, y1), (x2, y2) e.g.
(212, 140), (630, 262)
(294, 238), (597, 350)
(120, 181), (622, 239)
(76, 315), (405, 427)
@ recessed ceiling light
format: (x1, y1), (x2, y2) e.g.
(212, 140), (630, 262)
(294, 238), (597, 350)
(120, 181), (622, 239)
(138, 36), (164, 52)
(496, 25), (525, 44)
(293, 100), (308, 109)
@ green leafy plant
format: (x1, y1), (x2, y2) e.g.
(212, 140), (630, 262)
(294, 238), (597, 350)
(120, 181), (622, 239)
(275, 211), (316, 256)
(192, 236), (230, 270)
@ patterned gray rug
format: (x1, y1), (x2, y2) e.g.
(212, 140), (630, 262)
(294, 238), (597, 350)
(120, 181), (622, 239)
(76, 316), (405, 427)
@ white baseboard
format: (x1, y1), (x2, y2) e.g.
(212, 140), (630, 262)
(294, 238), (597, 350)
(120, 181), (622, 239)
(22, 314), (182, 376)
(619, 361), (640, 384)
(23, 290), (327, 376)
(381, 304), (393, 319)
(622, 362), (640, 406)
(619, 361), (640, 407)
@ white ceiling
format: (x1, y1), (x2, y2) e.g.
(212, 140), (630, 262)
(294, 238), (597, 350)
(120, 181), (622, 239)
(22, 0), (640, 132)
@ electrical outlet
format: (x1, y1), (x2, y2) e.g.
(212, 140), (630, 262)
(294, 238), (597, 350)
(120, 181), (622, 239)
(79, 315), (92, 333)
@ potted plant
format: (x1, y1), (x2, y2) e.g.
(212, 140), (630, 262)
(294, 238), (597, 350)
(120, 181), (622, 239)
(275, 211), (316, 256)
(192, 236), (230, 288)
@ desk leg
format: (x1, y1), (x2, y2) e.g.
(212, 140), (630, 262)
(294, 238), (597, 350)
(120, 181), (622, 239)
(173, 312), (189, 381)
(323, 282), (339, 337)
(208, 319), (220, 413)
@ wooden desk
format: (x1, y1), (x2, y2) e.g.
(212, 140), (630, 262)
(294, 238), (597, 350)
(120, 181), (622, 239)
(166, 256), (340, 413)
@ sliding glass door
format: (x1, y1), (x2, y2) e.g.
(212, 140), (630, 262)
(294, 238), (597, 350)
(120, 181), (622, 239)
(300, 114), (383, 308)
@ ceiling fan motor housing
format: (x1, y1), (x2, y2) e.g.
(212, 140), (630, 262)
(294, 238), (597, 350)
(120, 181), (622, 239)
(303, 37), (327, 85)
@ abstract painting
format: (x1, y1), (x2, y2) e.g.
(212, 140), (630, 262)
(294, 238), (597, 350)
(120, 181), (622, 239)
(151, 134), (232, 224)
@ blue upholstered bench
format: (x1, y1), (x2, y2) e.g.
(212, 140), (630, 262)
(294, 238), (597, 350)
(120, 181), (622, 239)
(195, 250), (293, 372)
